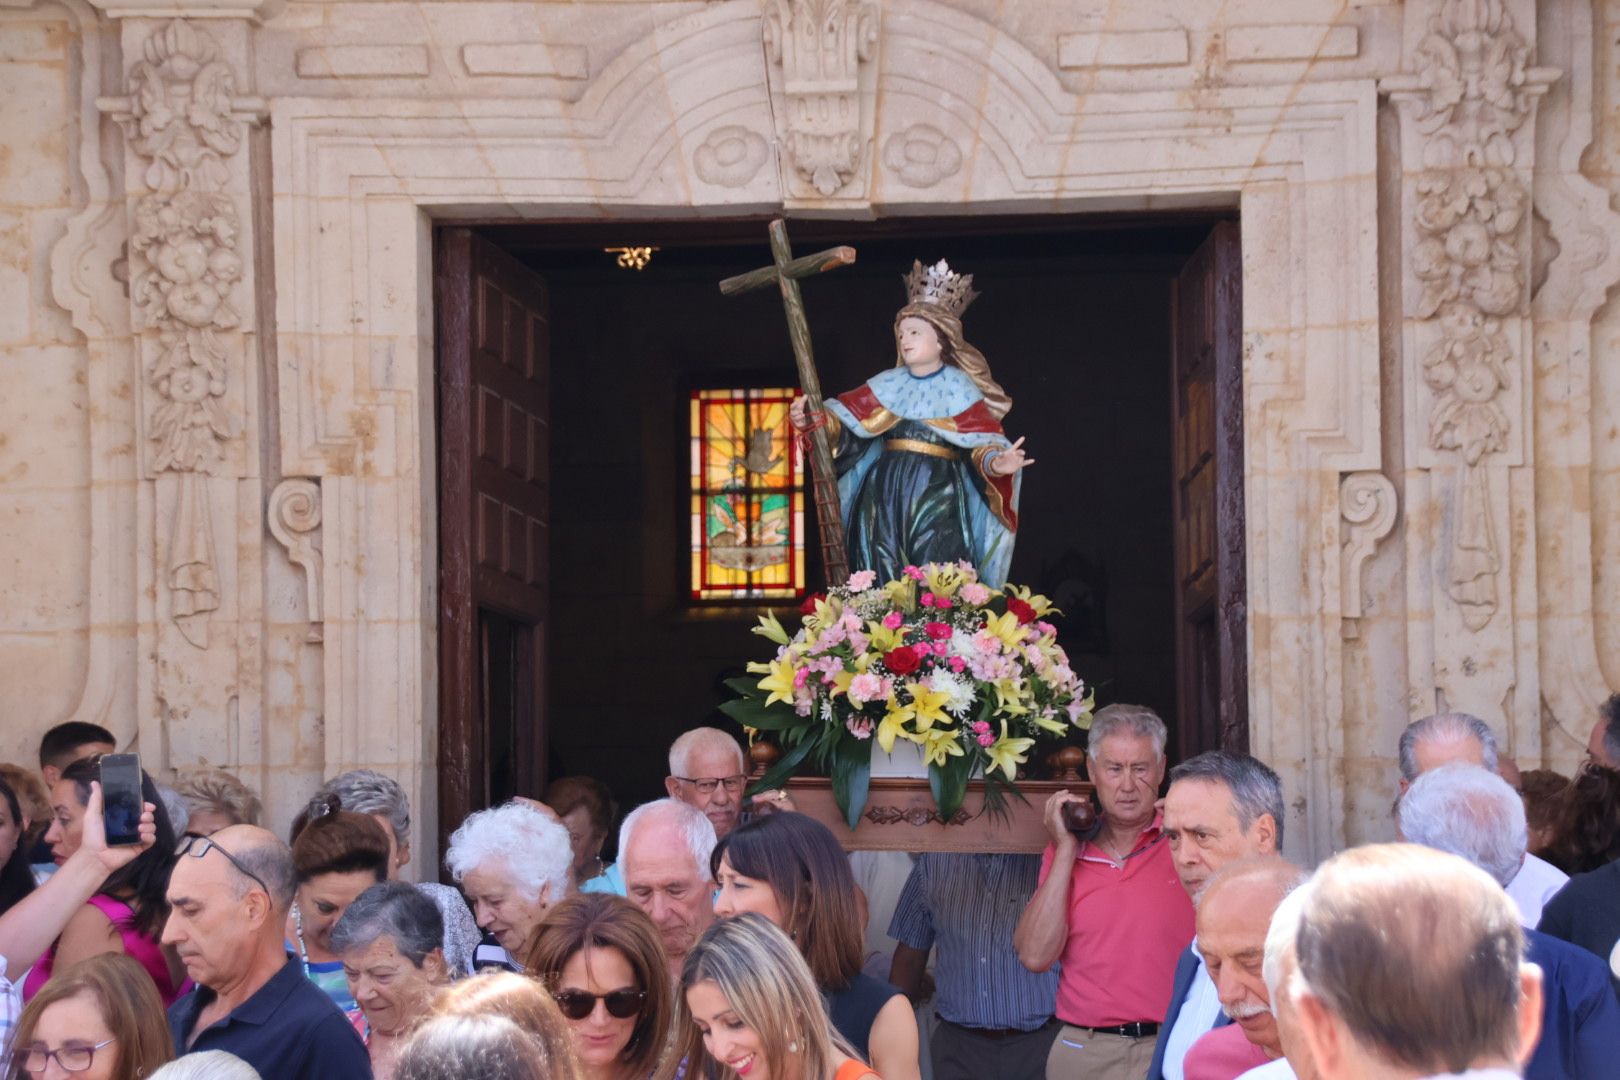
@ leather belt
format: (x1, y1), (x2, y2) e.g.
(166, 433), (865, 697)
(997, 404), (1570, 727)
(1071, 1021), (1159, 1038)
(883, 438), (960, 460)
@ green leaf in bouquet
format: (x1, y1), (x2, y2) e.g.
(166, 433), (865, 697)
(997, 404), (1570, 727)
(829, 735), (873, 831)
(722, 676), (765, 700)
(929, 744), (974, 822)
(745, 735), (817, 797)
(718, 696), (801, 732)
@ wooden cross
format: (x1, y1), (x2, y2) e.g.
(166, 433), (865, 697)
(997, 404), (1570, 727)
(720, 219), (856, 587)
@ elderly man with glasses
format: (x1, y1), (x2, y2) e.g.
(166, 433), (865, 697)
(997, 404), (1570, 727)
(664, 728), (750, 840)
(164, 825), (373, 1079)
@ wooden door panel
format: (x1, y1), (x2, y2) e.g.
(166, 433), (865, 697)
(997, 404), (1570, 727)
(437, 228), (551, 863)
(1170, 221), (1248, 760)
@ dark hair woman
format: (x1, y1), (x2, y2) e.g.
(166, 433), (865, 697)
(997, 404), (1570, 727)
(525, 893), (674, 1080)
(711, 812), (918, 1080)
(0, 773), (36, 917)
(1550, 763), (1620, 874)
(24, 757), (184, 1005)
(288, 793), (392, 1017)
(6, 953), (175, 1080)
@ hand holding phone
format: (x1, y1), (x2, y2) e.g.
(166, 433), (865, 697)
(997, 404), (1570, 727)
(98, 753), (144, 847)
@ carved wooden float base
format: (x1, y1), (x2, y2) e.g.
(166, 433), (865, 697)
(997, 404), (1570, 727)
(780, 777), (1096, 854)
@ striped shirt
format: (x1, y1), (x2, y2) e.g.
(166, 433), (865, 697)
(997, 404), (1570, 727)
(888, 854), (1058, 1031)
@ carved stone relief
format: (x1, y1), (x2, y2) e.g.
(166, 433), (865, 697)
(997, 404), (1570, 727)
(1382, 0), (1555, 632)
(763, 0), (877, 197)
(1339, 472), (1397, 638)
(692, 125), (770, 188)
(882, 123), (962, 188)
(268, 479), (324, 643)
(101, 18), (263, 648)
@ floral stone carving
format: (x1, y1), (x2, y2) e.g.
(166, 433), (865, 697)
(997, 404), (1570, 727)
(1382, 0), (1556, 631)
(692, 125), (770, 188)
(882, 124), (962, 188)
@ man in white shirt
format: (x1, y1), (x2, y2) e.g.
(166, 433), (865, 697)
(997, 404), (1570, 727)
(1394, 712), (1566, 926)
(1148, 752), (1284, 1080)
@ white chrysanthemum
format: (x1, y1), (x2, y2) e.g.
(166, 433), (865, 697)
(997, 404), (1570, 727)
(948, 628), (983, 661)
(929, 669), (977, 717)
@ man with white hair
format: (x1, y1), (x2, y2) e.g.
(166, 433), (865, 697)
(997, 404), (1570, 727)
(1291, 844), (1542, 1080)
(1015, 705), (1194, 1080)
(1237, 886), (1317, 1080)
(445, 800), (573, 972)
(1178, 859), (1306, 1080)
(1397, 764), (1620, 1079)
(665, 727), (748, 840)
(619, 797), (718, 980)
(1395, 712), (1566, 926)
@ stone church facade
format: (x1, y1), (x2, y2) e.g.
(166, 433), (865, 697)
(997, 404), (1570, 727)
(3, 0), (1617, 867)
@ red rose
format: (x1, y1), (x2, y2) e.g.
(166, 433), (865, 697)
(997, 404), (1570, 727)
(924, 621), (953, 642)
(1007, 597), (1037, 624)
(800, 592), (826, 615)
(884, 646), (921, 675)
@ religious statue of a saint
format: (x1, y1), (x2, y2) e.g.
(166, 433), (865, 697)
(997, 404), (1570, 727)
(791, 260), (1033, 588)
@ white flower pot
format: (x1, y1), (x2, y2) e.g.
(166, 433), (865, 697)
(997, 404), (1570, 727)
(870, 738), (930, 778)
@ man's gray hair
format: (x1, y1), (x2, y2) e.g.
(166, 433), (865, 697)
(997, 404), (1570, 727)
(668, 727), (746, 778)
(319, 768), (411, 846)
(445, 801), (571, 902)
(149, 1052), (262, 1080)
(1262, 880), (1312, 1001)
(233, 834), (297, 910)
(1170, 751), (1286, 848)
(618, 797), (717, 881)
(330, 881), (446, 966)
(1397, 712), (1499, 782)
(1396, 762), (1526, 888)
(1087, 704), (1167, 761)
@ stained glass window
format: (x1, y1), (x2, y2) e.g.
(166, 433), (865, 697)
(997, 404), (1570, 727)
(690, 388), (806, 601)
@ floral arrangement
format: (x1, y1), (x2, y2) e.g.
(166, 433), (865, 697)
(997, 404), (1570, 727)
(721, 561), (1093, 827)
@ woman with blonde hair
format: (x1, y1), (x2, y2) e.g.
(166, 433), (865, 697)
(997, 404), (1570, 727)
(6, 953), (174, 1080)
(525, 894), (673, 1080)
(432, 971), (582, 1080)
(678, 914), (878, 1080)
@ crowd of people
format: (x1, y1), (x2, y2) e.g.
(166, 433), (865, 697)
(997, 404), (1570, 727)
(1, 702), (1618, 1080)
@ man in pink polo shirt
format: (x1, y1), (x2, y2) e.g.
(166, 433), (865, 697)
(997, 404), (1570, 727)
(1014, 704), (1195, 1080)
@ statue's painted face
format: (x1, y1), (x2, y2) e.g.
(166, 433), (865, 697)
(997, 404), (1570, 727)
(898, 316), (944, 373)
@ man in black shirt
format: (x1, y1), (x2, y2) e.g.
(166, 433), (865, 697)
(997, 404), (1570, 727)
(164, 825), (372, 1079)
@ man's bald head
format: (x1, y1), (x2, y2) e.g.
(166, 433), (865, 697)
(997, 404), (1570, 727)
(1196, 857), (1308, 1058)
(203, 824), (297, 910)
(1197, 855), (1305, 911)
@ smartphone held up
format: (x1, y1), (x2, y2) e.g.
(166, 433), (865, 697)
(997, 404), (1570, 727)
(99, 752), (144, 846)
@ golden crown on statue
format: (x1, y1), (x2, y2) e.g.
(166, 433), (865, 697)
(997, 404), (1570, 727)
(903, 258), (979, 317)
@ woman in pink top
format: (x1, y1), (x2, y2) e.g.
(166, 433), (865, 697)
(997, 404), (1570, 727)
(22, 756), (189, 1005)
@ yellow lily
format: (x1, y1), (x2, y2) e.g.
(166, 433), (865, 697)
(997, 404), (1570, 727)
(1071, 689), (1097, 730)
(804, 593), (843, 633)
(923, 563), (965, 600)
(877, 694), (919, 753)
(750, 610), (791, 646)
(904, 683), (953, 731)
(992, 677), (1031, 716)
(1031, 710), (1069, 736)
(748, 657), (799, 709)
(1003, 584), (1059, 619)
(983, 610), (1025, 651)
(920, 726), (966, 767)
(984, 721), (1036, 779)
(829, 669), (855, 698)
(883, 577), (917, 613)
(866, 619), (909, 654)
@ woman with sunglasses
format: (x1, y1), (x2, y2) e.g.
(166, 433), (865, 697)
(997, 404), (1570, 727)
(678, 914), (878, 1080)
(6, 953), (174, 1080)
(24, 758), (185, 1006)
(525, 894), (674, 1080)
(711, 814), (918, 1080)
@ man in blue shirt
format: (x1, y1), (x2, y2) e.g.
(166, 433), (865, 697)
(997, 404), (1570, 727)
(888, 853), (1059, 1080)
(1398, 763), (1620, 1080)
(164, 825), (372, 1079)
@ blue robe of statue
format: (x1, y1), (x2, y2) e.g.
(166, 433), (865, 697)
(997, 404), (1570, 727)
(824, 365), (1021, 589)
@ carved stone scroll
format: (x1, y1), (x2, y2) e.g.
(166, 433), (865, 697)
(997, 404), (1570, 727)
(1382, 0), (1555, 632)
(763, 0), (878, 197)
(269, 479), (324, 643)
(1339, 472), (1397, 638)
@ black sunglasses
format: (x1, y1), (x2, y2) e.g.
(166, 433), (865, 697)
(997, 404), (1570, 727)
(552, 987), (646, 1021)
(178, 834), (271, 898)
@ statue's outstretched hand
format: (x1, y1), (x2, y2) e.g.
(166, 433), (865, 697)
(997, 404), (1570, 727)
(990, 437), (1035, 476)
(789, 395), (812, 431)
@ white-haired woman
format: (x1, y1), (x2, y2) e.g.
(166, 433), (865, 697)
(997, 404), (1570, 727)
(446, 800), (573, 970)
(149, 1051), (263, 1079)
(321, 767), (482, 974)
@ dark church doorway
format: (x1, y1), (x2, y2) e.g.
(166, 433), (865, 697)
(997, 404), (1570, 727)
(433, 214), (1247, 850)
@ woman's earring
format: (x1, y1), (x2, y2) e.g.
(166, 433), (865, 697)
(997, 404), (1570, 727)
(787, 1040), (799, 1054)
